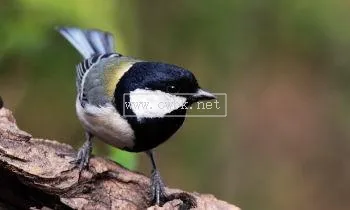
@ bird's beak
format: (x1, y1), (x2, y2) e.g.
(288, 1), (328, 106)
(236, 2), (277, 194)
(191, 89), (216, 101)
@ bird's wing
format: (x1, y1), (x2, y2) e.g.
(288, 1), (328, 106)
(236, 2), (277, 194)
(76, 53), (119, 95)
(78, 55), (138, 108)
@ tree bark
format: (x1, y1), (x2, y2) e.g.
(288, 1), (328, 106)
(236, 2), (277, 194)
(0, 103), (239, 210)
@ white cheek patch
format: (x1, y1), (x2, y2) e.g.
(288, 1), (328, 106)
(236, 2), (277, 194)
(128, 88), (186, 119)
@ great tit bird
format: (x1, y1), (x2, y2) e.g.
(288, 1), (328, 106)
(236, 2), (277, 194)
(57, 27), (216, 206)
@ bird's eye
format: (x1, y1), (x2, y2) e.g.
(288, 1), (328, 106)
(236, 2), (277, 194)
(166, 85), (179, 93)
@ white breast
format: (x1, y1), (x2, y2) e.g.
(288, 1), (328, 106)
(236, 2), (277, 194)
(76, 98), (135, 149)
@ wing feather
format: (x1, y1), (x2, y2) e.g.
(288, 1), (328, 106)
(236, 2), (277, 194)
(76, 53), (120, 106)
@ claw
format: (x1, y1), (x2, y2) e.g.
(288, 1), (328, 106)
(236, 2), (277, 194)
(146, 150), (197, 209)
(70, 147), (90, 170)
(146, 150), (169, 206)
(150, 169), (167, 206)
(71, 132), (93, 171)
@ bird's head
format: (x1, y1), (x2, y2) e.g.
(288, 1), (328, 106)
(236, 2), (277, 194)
(114, 62), (215, 119)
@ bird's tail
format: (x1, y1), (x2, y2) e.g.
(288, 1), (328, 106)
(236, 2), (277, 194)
(56, 27), (115, 59)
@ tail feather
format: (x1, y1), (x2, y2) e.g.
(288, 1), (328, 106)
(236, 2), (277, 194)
(57, 27), (115, 59)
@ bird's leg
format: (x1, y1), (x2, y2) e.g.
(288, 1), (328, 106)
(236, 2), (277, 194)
(146, 150), (167, 206)
(71, 132), (93, 171)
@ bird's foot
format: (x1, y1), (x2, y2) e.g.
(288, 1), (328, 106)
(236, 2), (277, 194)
(149, 171), (197, 209)
(150, 169), (167, 206)
(70, 140), (92, 171)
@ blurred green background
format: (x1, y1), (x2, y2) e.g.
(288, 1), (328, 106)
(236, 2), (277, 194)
(1, 0), (350, 209)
